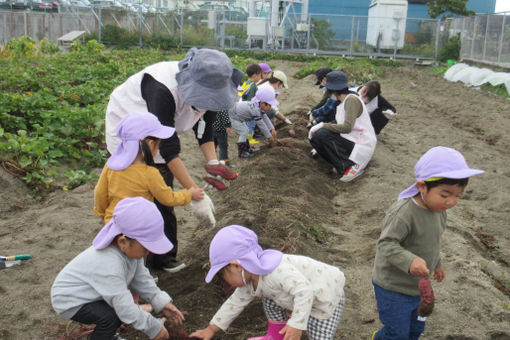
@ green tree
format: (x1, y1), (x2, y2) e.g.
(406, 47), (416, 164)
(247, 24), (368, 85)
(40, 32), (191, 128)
(427, 0), (475, 18)
(311, 18), (335, 49)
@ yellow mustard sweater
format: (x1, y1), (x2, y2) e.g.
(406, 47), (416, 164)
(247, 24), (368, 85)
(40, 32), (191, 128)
(94, 163), (191, 222)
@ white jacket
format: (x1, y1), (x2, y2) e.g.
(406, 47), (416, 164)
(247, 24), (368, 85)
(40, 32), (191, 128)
(210, 254), (345, 331)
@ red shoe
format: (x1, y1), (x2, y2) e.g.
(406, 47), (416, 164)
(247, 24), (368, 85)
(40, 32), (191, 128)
(204, 176), (227, 191)
(205, 164), (238, 180)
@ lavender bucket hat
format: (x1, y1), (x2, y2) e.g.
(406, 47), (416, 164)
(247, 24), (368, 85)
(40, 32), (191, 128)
(251, 87), (279, 107)
(259, 63), (272, 73)
(107, 111), (175, 171)
(398, 146), (484, 200)
(176, 47), (244, 112)
(205, 225), (283, 283)
(93, 197), (173, 254)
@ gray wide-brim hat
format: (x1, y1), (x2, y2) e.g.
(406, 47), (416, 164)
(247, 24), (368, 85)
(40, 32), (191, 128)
(176, 47), (244, 112)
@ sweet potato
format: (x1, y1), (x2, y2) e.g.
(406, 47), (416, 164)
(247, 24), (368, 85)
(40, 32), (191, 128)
(418, 277), (435, 317)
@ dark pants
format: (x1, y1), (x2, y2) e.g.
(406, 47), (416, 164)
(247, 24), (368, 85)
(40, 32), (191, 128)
(370, 110), (389, 135)
(214, 132), (229, 161)
(372, 282), (426, 340)
(146, 163), (178, 269)
(71, 301), (121, 340)
(309, 128), (355, 174)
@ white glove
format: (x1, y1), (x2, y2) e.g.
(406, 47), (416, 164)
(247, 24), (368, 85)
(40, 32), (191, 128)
(191, 193), (215, 227)
(284, 118), (292, 124)
(308, 122), (324, 140)
(382, 109), (396, 120)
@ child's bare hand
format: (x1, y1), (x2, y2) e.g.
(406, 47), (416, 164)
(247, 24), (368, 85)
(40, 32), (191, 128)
(279, 325), (302, 340)
(153, 318), (169, 340)
(433, 266), (445, 282)
(271, 129), (277, 139)
(189, 324), (219, 340)
(162, 302), (185, 326)
(409, 257), (429, 277)
(189, 187), (205, 201)
(268, 136), (275, 143)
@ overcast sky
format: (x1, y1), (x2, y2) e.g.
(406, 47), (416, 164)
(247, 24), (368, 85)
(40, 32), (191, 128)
(495, 0), (510, 13)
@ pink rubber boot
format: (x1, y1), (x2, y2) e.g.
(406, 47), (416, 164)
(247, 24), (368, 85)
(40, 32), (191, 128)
(246, 320), (286, 340)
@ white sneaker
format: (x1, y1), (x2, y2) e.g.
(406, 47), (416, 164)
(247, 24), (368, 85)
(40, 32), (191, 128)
(161, 262), (186, 273)
(340, 164), (365, 182)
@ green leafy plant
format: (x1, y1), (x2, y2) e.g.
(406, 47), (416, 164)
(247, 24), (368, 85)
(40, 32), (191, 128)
(438, 33), (460, 61)
(64, 170), (99, 190)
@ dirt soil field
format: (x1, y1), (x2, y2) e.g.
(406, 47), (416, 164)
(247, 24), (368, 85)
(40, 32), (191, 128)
(1, 60), (510, 340)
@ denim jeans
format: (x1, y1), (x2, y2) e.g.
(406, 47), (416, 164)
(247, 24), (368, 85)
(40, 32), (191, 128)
(372, 282), (426, 340)
(309, 128), (355, 174)
(246, 120), (257, 135)
(214, 132), (229, 160)
(71, 300), (121, 340)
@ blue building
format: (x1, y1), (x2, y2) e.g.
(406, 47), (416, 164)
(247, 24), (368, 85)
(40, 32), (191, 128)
(306, 0), (496, 42)
(308, 0), (496, 18)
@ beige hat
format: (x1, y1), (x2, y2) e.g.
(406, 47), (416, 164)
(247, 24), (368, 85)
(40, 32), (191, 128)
(272, 70), (288, 88)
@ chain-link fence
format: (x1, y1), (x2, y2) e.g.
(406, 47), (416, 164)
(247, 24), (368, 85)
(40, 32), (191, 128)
(1, 7), (451, 60)
(444, 11), (510, 68)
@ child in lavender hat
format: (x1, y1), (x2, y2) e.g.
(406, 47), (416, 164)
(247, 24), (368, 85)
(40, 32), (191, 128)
(51, 197), (185, 340)
(371, 146), (483, 340)
(190, 225), (346, 340)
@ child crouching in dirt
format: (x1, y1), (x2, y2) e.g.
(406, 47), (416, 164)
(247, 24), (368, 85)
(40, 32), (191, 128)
(229, 88), (278, 158)
(94, 111), (207, 275)
(353, 80), (396, 135)
(371, 146), (483, 340)
(51, 197), (185, 340)
(190, 225), (346, 340)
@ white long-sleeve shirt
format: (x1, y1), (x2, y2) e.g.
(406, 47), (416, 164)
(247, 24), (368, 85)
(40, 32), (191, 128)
(51, 246), (171, 339)
(210, 254), (345, 331)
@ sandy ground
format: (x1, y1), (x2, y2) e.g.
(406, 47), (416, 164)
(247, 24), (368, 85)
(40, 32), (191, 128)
(1, 60), (510, 340)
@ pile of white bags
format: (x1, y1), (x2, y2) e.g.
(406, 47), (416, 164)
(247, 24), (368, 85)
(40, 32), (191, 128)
(443, 63), (510, 95)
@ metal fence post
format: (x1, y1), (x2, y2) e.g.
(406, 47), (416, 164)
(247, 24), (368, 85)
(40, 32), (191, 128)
(434, 19), (440, 60)
(349, 16), (354, 55)
(393, 17), (400, 59)
(482, 14), (489, 61)
(180, 10), (183, 46)
(461, 16), (466, 59)
(470, 15), (477, 59)
(497, 14), (505, 63)
(138, 6), (142, 46)
(98, 7), (102, 43)
(306, 14), (311, 51)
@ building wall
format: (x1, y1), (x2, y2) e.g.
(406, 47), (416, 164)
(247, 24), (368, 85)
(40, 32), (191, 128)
(308, 0), (496, 18)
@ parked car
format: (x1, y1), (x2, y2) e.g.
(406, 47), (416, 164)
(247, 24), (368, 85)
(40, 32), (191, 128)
(31, 0), (53, 11)
(0, 0), (13, 9)
(70, 0), (89, 9)
(12, 0), (28, 9)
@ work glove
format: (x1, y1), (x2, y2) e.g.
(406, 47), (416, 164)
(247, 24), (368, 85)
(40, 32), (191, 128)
(307, 110), (314, 122)
(284, 118), (292, 125)
(382, 109), (397, 120)
(191, 193), (215, 227)
(308, 122), (324, 140)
